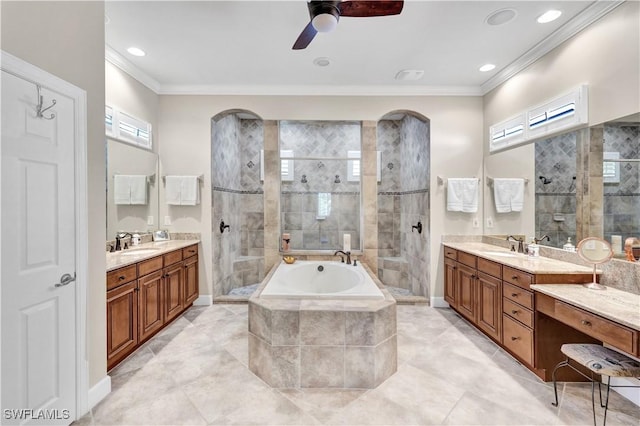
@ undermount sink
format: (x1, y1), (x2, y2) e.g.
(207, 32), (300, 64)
(482, 251), (520, 258)
(119, 248), (160, 256)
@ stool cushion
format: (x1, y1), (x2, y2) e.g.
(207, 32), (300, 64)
(561, 344), (640, 377)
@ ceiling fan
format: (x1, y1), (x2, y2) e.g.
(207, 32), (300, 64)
(292, 1), (404, 50)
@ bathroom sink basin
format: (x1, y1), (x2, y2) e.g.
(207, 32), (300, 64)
(119, 248), (160, 256)
(482, 251), (520, 258)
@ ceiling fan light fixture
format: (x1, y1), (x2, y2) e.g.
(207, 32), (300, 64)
(312, 13), (339, 33)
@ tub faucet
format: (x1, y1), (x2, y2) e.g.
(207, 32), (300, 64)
(334, 250), (351, 265)
(506, 235), (524, 253)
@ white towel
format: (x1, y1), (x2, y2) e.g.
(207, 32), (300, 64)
(113, 175), (131, 205)
(447, 178), (478, 213)
(493, 178), (525, 213)
(128, 175), (148, 205)
(180, 176), (200, 206)
(165, 176), (183, 205)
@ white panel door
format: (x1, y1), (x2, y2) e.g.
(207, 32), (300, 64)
(1, 70), (77, 425)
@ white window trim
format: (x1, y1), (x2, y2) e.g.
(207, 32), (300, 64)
(347, 150), (381, 182)
(260, 150), (295, 181)
(603, 151), (620, 184)
(105, 104), (153, 150)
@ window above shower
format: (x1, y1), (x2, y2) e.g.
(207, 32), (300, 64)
(279, 120), (362, 252)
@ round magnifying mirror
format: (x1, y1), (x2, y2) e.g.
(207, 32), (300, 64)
(576, 237), (613, 290)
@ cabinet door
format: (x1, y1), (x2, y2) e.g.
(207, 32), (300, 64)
(477, 272), (502, 342)
(164, 263), (184, 323)
(456, 264), (477, 322)
(107, 281), (138, 370)
(138, 270), (164, 342)
(184, 256), (199, 306)
(444, 258), (457, 307)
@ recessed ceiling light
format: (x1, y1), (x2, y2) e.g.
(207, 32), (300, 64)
(479, 63), (496, 72)
(485, 8), (517, 26)
(127, 47), (146, 57)
(537, 10), (562, 24)
(395, 69), (424, 81)
(313, 57), (331, 67)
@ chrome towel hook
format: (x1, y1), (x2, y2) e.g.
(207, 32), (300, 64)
(36, 85), (56, 120)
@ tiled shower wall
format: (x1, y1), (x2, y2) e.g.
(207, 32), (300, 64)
(535, 132), (577, 248)
(280, 121), (361, 251)
(377, 115), (431, 297)
(212, 115), (264, 297)
(603, 123), (640, 244)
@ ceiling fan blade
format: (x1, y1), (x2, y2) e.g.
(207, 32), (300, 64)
(339, 1), (404, 17)
(292, 21), (318, 50)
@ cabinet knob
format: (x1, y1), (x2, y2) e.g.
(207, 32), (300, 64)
(189, 250), (196, 253)
(471, 274), (476, 279)
(511, 275), (518, 280)
(581, 320), (591, 326)
(511, 310), (518, 315)
(511, 336), (520, 341)
(453, 266), (457, 270)
(511, 293), (518, 297)
(119, 276), (125, 281)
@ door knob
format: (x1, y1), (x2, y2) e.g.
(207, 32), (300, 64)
(55, 272), (76, 287)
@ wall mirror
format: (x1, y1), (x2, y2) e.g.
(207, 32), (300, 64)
(279, 120), (362, 252)
(576, 237), (613, 289)
(106, 138), (158, 239)
(484, 111), (640, 262)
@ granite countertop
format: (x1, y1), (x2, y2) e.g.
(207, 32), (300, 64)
(106, 239), (200, 271)
(442, 241), (595, 275)
(531, 284), (640, 331)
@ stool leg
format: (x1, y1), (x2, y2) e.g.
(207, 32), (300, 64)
(602, 376), (611, 426)
(551, 359), (569, 407)
(591, 375), (597, 426)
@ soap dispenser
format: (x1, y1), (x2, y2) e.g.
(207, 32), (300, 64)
(563, 237), (575, 252)
(528, 238), (540, 257)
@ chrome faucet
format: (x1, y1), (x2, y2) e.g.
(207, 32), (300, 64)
(534, 235), (550, 244)
(334, 250), (351, 265)
(506, 235), (524, 253)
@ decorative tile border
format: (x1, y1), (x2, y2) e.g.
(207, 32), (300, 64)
(212, 186), (263, 195)
(378, 188), (429, 196)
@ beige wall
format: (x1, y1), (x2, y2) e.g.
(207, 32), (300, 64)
(158, 95), (484, 302)
(1, 1), (106, 387)
(483, 1), (640, 239)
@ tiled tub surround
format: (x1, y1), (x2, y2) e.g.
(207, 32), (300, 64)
(212, 114), (264, 298)
(376, 116), (430, 299)
(248, 261), (397, 389)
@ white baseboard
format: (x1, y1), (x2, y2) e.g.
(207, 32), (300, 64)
(430, 297), (450, 308)
(193, 295), (212, 306)
(88, 375), (111, 410)
(610, 377), (640, 407)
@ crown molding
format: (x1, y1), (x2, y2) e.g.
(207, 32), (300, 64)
(105, 45), (161, 94)
(480, 0), (624, 95)
(158, 84), (483, 97)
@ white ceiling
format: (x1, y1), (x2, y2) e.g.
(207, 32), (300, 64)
(104, 1), (621, 96)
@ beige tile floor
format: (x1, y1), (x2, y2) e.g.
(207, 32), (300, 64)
(75, 304), (640, 425)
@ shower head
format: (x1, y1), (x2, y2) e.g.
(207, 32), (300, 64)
(539, 175), (553, 185)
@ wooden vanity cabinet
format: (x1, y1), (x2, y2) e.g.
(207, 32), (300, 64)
(107, 244), (199, 370)
(443, 249), (458, 307)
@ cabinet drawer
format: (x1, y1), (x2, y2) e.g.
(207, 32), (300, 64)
(182, 245), (198, 259)
(503, 314), (534, 366)
(555, 300), (638, 356)
(163, 249), (183, 266)
(107, 264), (137, 291)
(138, 256), (163, 277)
(444, 247), (457, 260)
(503, 266), (533, 290)
(458, 251), (477, 269)
(503, 298), (534, 329)
(478, 257), (501, 279)
(503, 282), (534, 310)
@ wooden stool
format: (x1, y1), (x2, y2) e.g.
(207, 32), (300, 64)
(551, 344), (640, 426)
